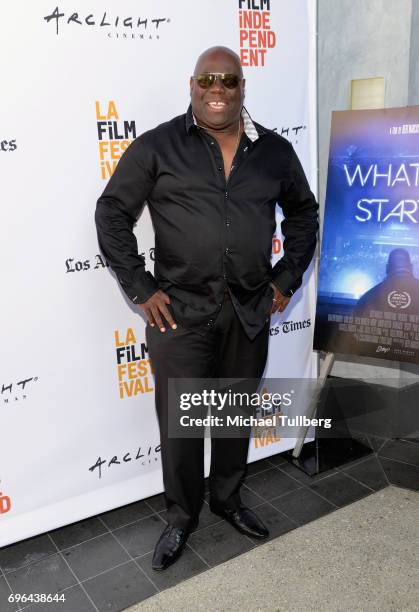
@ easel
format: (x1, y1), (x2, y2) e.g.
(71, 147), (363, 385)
(284, 352), (373, 475)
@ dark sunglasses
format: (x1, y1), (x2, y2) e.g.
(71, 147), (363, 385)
(192, 73), (242, 89)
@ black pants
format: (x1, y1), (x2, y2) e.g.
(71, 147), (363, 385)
(146, 292), (270, 529)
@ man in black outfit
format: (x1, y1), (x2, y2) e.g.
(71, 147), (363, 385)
(95, 46), (318, 570)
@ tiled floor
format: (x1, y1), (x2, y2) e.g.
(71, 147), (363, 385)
(0, 436), (417, 612)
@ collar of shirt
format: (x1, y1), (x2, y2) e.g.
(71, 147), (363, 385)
(185, 104), (265, 142)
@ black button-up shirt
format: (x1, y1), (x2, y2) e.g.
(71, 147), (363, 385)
(95, 105), (318, 340)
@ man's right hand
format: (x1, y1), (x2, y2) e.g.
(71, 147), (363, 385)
(139, 290), (177, 332)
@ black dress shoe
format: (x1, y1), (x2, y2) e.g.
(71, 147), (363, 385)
(151, 524), (190, 571)
(209, 504), (269, 539)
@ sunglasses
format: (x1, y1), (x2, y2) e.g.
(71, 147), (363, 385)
(192, 73), (242, 89)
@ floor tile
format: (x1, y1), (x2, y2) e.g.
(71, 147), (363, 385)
(245, 467), (301, 500)
(0, 534), (57, 574)
(62, 533), (130, 581)
(309, 472), (372, 507)
(266, 452), (288, 466)
(367, 434), (388, 452)
(144, 493), (166, 513)
(270, 487), (335, 525)
(245, 458), (276, 476)
(204, 484), (264, 513)
(247, 503), (296, 539)
(342, 455), (389, 491)
(99, 500), (154, 531)
(379, 457), (419, 491)
(83, 561), (156, 612)
(0, 575), (19, 612)
(113, 515), (165, 558)
(160, 501), (221, 533)
(237, 484), (266, 508)
(193, 502), (221, 531)
(50, 517), (108, 550)
(136, 545), (207, 590)
(7, 553), (76, 597)
(378, 439), (419, 467)
(333, 449), (376, 471)
(24, 584), (95, 612)
(188, 521), (254, 566)
(276, 461), (338, 484)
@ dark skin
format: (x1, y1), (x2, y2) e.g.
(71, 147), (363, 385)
(140, 46), (290, 331)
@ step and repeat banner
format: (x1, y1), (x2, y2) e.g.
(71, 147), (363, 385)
(314, 106), (419, 364)
(0, 0), (317, 546)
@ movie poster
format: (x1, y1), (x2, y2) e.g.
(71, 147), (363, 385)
(314, 106), (419, 363)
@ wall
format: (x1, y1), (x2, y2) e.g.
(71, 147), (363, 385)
(317, 0), (417, 382)
(408, 0), (419, 104)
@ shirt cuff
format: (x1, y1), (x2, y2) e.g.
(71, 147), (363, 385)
(271, 269), (299, 297)
(119, 271), (159, 304)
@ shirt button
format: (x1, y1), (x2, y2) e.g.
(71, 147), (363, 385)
(226, 220), (230, 227)
(210, 141), (215, 145)
(225, 248), (230, 255)
(218, 166), (222, 171)
(225, 191), (228, 198)
(223, 273), (227, 279)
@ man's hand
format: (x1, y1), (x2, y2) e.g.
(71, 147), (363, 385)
(270, 282), (291, 314)
(139, 290), (177, 332)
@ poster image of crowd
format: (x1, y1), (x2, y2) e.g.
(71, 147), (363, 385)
(314, 106), (419, 364)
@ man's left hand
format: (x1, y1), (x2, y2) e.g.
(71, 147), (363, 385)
(270, 282), (291, 314)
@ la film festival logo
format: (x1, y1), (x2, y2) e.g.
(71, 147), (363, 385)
(115, 328), (154, 399)
(96, 101), (137, 179)
(252, 386), (282, 449)
(238, 0), (276, 67)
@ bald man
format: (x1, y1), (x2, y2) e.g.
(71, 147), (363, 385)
(354, 249), (419, 316)
(96, 46), (318, 570)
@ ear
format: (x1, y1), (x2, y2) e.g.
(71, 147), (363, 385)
(189, 76), (194, 95)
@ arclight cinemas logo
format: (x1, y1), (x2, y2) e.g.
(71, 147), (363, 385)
(1, 376), (39, 403)
(43, 7), (170, 39)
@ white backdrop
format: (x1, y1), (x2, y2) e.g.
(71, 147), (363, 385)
(0, 0), (317, 547)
